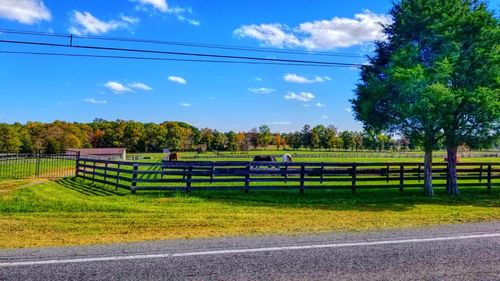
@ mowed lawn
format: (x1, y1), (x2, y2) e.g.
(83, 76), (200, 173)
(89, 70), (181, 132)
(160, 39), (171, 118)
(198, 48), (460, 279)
(0, 178), (499, 249)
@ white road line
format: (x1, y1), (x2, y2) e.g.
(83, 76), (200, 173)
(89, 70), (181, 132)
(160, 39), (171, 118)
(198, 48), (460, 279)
(1, 232), (499, 267)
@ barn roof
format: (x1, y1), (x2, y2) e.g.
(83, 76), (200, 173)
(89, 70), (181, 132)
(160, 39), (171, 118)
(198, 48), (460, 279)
(66, 148), (126, 155)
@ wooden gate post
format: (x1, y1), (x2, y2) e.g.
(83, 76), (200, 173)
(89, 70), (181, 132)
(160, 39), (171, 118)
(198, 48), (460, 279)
(487, 164), (492, 192)
(186, 165), (193, 193)
(103, 161), (108, 186)
(131, 164), (138, 194)
(399, 165), (404, 192)
(351, 164), (357, 194)
(75, 157), (80, 178)
(299, 164), (305, 194)
(244, 164), (250, 194)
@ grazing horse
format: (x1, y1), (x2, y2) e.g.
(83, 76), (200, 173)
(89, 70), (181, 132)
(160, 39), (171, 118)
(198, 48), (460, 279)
(168, 152), (178, 161)
(253, 155), (276, 162)
(282, 153), (293, 162)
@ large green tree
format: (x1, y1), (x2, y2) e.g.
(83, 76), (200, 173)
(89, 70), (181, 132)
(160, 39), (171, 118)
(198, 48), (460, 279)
(352, 0), (499, 196)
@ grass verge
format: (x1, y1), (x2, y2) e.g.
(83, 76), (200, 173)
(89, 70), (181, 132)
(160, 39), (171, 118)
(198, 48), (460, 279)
(0, 178), (499, 249)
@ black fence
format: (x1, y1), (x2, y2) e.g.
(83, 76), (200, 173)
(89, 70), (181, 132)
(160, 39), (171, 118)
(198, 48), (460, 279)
(76, 158), (500, 194)
(0, 151), (79, 179)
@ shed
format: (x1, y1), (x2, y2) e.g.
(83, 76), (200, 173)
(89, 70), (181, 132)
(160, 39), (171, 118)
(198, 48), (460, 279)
(67, 148), (127, 160)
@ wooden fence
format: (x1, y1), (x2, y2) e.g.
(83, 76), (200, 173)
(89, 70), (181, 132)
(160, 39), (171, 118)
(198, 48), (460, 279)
(75, 158), (499, 194)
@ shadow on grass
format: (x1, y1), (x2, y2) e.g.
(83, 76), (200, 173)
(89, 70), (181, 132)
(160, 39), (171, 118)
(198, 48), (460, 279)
(70, 178), (500, 212)
(56, 178), (122, 196)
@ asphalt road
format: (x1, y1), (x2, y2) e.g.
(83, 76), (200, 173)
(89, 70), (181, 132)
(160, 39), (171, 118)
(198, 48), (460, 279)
(1, 222), (499, 281)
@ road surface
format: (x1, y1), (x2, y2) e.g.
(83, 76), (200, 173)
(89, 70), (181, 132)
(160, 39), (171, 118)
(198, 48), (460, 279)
(1, 222), (499, 280)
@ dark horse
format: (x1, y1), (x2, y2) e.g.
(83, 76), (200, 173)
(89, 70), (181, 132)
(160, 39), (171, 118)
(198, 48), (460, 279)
(168, 152), (178, 161)
(253, 155), (276, 162)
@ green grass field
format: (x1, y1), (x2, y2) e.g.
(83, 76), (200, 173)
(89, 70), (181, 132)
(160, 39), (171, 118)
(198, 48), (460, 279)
(0, 177), (499, 249)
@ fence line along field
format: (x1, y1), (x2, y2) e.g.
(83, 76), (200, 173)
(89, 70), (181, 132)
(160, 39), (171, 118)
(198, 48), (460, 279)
(76, 157), (499, 194)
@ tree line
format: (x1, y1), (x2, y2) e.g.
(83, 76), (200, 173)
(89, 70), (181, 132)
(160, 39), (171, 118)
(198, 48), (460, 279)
(0, 119), (416, 154)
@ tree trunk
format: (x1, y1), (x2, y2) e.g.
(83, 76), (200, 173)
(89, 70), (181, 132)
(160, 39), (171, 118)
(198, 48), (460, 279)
(446, 146), (460, 196)
(423, 148), (434, 197)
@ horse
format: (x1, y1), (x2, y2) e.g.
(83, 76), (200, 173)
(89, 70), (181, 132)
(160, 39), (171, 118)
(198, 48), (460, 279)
(168, 152), (178, 161)
(282, 153), (293, 162)
(252, 155), (276, 169)
(253, 155), (276, 162)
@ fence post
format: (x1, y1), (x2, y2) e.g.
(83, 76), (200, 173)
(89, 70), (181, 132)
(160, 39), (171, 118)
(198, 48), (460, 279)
(399, 165), (404, 192)
(320, 163), (324, 184)
(103, 161), (108, 186)
(417, 164), (421, 183)
(487, 164), (492, 192)
(299, 164), (305, 194)
(210, 163), (215, 184)
(36, 150), (41, 178)
(75, 156), (80, 178)
(92, 160), (96, 183)
(245, 164), (250, 194)
(186, 165), (193, 193)
(115, 163), (121, 191)
(351, 164), (357, 194)
(479, 165), (483, 182)
(83, 159), (87, 178)
(386, 165), (390, 183)
(131, 164), (138, 194)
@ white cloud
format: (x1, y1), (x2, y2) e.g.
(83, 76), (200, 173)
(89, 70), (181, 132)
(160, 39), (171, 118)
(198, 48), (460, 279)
(255, 77), (263, 82)
(284, 73), (331, 84)
(180, 102), (191, 107)
(269, 121), (291, 125)
(104, 81), (132, 94)
(316, 102), (326, 107)
(0, 0), (51, 24)
(69, 11), (138, 35)
(234, 10), (392, 50)
(284, 92), (315, 102)
(134, 0), (168, 12)
(234, 23), (300, 48)
(168, 76), (187, 84)
(322, 115), (329, 119)
(84, 98), (107, 104)
(345, 107), (352, 112)
(133, 0), (199, 26)
(129, 82), (152, 91)
(248, 88), (276, 94)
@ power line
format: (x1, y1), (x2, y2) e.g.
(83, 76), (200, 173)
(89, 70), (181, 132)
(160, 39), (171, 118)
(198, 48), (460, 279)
(0, 50), (357, 68)
(0, 39), (364, 67)
(0, 28), (365, 58)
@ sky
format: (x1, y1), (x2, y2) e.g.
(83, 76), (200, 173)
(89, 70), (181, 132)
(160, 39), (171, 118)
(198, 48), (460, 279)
(0, 0), (496, 132)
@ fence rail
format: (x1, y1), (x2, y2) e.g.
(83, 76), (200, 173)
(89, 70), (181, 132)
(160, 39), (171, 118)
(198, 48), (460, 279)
(76, 158), (499, 194)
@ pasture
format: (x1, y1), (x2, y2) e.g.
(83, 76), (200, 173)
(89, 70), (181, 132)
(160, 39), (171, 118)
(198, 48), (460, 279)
(0, 178), (499, 248)
(0, 150), (499, 249)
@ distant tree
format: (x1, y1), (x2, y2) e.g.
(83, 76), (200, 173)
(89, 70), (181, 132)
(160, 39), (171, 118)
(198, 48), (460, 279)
(0, 124), (21, 152)
(339, 131), (354, 150)
(226, 131), (238, 153)
(301, 125), (312, 148)
(199, 128), (215, 151)
(248, 128), (259, 149)
(274, 133), (284, 150)
(258, 125), (272, 148)
(236, 132), (247, 151)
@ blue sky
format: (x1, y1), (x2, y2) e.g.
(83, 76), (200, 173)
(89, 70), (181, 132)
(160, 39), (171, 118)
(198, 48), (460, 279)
(2, 0), (492, 132)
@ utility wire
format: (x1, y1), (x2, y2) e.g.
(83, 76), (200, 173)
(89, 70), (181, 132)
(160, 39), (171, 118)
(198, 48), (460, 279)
(0, 28), (365, 58)
(0, 50), (356, 67)
(0, 39), (364, 67)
